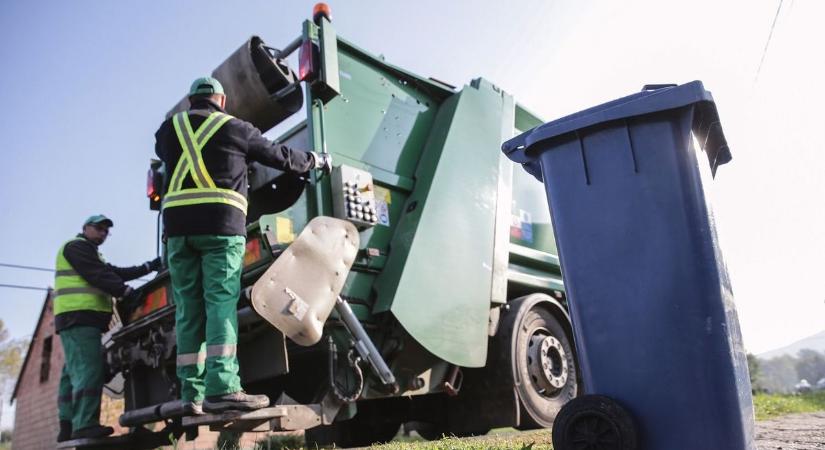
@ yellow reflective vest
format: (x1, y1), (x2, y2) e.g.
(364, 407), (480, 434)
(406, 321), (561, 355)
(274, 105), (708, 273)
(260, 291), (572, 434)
(53, 238), (111, 315)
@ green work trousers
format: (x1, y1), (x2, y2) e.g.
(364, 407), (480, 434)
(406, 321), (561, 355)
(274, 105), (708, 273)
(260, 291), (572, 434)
(58, 325), (104, 431)
(167, 234), (245, 402)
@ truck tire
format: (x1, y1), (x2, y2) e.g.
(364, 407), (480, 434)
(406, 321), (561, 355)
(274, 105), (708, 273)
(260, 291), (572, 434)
(507, 294), (578, 429)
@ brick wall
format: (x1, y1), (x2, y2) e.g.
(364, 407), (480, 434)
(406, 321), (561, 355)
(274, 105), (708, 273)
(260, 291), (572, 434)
(12, 296), (126, 450)
(13, 296), (64, 450)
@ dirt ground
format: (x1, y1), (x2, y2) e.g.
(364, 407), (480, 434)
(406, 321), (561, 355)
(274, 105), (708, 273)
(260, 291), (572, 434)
(756, 412), (825, 450)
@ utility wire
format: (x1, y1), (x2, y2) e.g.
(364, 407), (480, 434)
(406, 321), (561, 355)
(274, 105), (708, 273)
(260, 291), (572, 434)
(755, 0), (784, 82)
(0, 261), (151, 282)
(0, 263), (53, 272)
(0, 284), (50, 292)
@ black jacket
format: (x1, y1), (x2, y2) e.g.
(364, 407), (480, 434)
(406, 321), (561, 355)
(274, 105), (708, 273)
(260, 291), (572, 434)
(55, 235), (151, 332)
(155, 99), (315, 237)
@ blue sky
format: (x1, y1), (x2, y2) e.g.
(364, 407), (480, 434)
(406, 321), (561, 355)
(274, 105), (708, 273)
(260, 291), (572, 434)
(1, 0), (823, 405)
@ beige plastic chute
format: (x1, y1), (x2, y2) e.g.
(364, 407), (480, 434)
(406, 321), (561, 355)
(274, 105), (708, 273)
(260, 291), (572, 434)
(250, 217), (359, 346)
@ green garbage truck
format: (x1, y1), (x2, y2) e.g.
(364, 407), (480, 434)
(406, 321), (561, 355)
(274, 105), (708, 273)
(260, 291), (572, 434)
(65, 6), (578, 449)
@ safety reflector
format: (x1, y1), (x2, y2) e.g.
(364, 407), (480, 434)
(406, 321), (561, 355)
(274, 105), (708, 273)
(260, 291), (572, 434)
(243, 238), (263, 268)
(130, 285), (169, 321)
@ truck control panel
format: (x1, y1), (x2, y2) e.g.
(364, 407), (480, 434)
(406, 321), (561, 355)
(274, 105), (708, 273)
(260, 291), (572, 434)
(331, 164), (379, 229)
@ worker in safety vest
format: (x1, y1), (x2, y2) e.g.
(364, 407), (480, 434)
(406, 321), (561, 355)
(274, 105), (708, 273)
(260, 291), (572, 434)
(55, 214), (162, 441)
(154, 77), (330, 414)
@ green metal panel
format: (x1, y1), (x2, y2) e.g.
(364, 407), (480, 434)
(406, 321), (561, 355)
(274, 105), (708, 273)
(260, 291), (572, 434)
(490, 93), (516, 304)
(294, 24), (565, 366)
(318, 18), (340, 101)
(302, 28), (447, 315)
(373, 79), (512, 368)
(322, 52), (438, 179)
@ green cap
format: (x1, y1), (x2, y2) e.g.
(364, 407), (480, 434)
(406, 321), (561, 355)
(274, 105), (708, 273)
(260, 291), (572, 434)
(84, 214), (114, 227)
(189, 76), (225, 96)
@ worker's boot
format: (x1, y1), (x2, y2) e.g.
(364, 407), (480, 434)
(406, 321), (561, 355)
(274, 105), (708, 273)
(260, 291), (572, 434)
(71, 425), (114, 440)
(203, 391), (269, 413)
(57, 420), (72, 442)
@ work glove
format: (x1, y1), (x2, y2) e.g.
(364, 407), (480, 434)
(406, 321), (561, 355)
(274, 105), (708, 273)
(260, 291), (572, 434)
(118, 286), (141, 319)
(144, 257), (163, 272)
(310, 151), (333, 174)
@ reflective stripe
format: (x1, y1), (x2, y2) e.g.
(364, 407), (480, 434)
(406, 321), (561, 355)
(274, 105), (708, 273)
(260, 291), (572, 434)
(172, 113), (213, 189)
(193, 111), (220, 141)
(54, 286), (106, 296)
(165, 111), (245, 214)
(163, 197), (247, 214)
(206, 344), (237, 358)
(196, 113), (232, 147)
(169, 151), (188, 192)
(163, 188), (248, 214)
(180, 113), (217, 188)
(164, 188), (248, 206)
(176, 352), (206, 367)
(55, 269), (78, 277)
(170, 112), (224, 191)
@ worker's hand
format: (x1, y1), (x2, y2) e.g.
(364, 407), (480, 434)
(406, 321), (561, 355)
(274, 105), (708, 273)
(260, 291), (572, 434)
(144, 257), (163, 272)
(311, 151), (333, 174)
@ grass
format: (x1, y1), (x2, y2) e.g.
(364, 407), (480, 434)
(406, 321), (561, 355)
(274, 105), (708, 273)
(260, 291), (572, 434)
(370, 431), (550, 450)
(243, 392), (825, 449)
(752, 390), (825, 421)
(244, 429), (551, 450)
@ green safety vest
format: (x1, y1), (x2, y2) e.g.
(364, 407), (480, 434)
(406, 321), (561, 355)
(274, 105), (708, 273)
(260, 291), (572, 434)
(53, 238), (111, 315)
(162, 111), (248, 214)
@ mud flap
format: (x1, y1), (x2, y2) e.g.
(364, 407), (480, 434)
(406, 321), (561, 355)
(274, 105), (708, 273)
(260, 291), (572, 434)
(251, 216), (359, 346)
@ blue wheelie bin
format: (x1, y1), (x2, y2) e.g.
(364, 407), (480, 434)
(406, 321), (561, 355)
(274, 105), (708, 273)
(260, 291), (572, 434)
(502, 81), (754, 450)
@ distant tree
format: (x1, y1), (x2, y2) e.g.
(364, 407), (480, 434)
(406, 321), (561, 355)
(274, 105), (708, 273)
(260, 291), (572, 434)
(747, 353), (765, 392)
(758, 354), (799, 393)
(0, 319), (29, 430)
(795, 349), (825, 385)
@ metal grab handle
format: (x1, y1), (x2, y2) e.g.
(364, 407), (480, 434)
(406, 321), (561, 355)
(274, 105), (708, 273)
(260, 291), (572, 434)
(334, 296), (398, 389)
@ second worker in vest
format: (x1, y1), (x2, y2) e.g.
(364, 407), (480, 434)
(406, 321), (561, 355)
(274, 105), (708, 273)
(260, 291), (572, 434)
(55, 215), (162, 441)
(155, 77), (331, 414)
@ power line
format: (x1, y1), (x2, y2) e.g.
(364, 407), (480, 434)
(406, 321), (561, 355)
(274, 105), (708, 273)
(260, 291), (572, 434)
(0, 263), (54, 273)
(0, 262), (151, 282)
(755, 0), (784, 82)
(0, 284), (50, 292)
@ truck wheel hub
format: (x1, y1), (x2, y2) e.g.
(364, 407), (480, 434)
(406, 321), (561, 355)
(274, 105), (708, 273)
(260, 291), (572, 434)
(528, 332), (568, 393)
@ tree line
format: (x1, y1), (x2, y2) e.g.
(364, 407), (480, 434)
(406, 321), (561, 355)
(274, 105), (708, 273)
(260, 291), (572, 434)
(749, 349), (825, 393)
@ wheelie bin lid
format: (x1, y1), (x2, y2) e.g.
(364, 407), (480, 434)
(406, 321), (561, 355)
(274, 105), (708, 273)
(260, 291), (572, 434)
(502, 81), (731, 180)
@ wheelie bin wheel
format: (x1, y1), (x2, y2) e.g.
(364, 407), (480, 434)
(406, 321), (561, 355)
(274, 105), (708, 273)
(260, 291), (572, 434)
(551, 394), (638, 450)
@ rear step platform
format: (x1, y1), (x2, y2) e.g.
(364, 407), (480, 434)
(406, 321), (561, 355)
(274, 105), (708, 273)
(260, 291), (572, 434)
(184, 404), (322, 432)
(183, 406), (289, 431)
